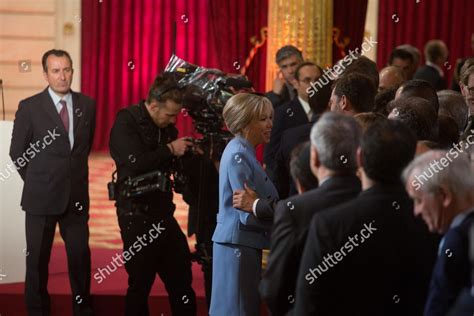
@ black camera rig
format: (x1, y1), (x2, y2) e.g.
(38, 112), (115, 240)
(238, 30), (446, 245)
(108, 169), (172, 201)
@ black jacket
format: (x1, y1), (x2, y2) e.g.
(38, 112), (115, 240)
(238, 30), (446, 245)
(264, 98), (309, 189)
(109, 101), (177, 217)
(273, 115), (320, 198)
(260, 174), (362, 315)
(10, 88), (96, 215)
(265, 84), (294, 109)
(295, 183), (439, 316)
(414, 65), (446, 91)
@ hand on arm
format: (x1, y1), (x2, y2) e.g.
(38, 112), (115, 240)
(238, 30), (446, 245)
(233, 182), (258, 212)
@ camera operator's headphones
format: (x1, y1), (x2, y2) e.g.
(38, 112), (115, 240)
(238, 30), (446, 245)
(150, 72), (182, 102)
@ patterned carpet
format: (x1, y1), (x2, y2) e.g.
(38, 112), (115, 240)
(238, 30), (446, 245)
(54, 153), (196, 250)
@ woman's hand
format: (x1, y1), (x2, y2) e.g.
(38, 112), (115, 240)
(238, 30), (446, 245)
(233, 183), (258, 212)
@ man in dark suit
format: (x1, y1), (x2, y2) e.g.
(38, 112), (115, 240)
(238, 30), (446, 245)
(294, 120), (439, 315)
(264, 62), (322, 191)
(404, 150), (474, 316)
(260, 112), (362, 316)
(10, 49), (96, 316)
(265, 45), (303, 109)
(273, 78), (333, 198)
(414, 40), (449, 91)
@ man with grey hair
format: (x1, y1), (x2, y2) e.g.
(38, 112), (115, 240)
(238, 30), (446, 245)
(437, 90), (469, 135)
(265, 45), (303, 108)
(260, 112), (362, 315)
(404, 150), (474, 316)
(295, 119), (438, 315)
(414, 39), (449, 91)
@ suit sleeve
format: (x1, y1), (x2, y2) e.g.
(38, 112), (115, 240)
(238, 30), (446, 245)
(255, 198), (278, 220)
(263, 106), (285, 182)
(9, 101), (32, 180)
(273, 135), (290, 198)
(109, 110), (174, 174)
(294, 213), (329, 315)
(260, 201), (296, 314)
(424, 230), (467, 316)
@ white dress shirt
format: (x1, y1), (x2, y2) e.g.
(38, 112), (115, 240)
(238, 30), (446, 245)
(298, 96), (312, 121)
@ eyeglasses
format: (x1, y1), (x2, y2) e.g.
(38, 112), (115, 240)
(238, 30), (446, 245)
(465, 86), (474, 96)
(462, 84), (474, 96)
(299, 77), (320, 84)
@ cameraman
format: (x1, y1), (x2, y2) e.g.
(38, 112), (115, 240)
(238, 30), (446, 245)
(109, 73), (196, 316)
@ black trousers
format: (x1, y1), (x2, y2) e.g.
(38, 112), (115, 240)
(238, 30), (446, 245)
(118, 210), (196, 316)
(25, 206), (92, 316)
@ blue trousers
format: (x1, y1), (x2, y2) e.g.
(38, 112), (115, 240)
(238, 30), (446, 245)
(210, 242), (262, 316)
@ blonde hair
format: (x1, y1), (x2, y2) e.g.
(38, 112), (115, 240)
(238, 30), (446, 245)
(223, 93), (272, 135)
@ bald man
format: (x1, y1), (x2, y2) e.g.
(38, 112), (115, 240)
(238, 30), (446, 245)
(378, 66), (406, 93)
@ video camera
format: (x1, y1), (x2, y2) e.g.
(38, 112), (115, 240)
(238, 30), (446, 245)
(164, 54), (253, 161)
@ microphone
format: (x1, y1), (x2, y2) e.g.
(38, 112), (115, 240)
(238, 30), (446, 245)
(0, 79), (4, 120)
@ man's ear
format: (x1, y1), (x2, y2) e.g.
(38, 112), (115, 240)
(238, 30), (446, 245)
(438, 185), (454, 209)
(310, 145), (319, 177)
(460, 83), (468, 98)
(356, 147), (363, 169)
(291, 77), (299, 89)
(311, 146), (321, 168)
(148, 100), (160, 110)
(340, 95), (351, 112)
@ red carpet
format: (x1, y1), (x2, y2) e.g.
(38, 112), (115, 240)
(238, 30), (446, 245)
(0, 153), (208, 315)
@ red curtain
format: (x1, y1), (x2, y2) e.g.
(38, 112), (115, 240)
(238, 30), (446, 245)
(377, 0), (474, 84)
(332, 0), (368, 64)
(81, 0), (268, 151)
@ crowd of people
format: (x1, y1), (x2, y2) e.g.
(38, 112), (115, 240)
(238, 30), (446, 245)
(8, 37), (474, 316)
(211, 40), (474, 315)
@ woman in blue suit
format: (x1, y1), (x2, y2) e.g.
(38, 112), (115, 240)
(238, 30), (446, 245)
(210, 93), (278, 316)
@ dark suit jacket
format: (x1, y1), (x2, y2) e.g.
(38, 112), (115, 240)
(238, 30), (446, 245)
(295, 182), (439, 316)
(260, 174), (361, 316)
(265, 84), (294, 109)
(414, 65), (446, 91)
(424, 210), (474, 316)
(273, 115), (320, 198)
(263, 98), (309, 190)
(10, 88), (96, 215)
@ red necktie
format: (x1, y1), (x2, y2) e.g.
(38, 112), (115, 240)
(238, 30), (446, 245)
(59, 100), (69, 132)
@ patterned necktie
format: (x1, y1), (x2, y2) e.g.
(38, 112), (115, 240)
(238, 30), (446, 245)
(59, 100), (69, 132)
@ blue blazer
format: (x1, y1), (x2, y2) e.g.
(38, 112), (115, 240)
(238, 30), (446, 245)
(212, 136), (278, 249)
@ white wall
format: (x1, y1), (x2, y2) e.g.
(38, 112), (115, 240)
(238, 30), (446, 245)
(0, 0), (82, 121)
